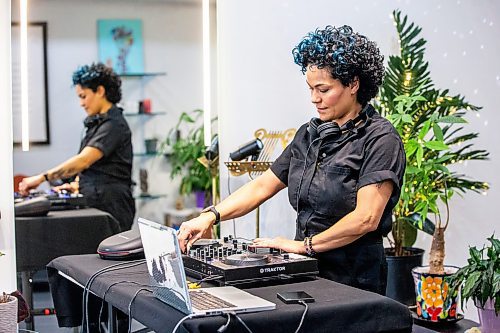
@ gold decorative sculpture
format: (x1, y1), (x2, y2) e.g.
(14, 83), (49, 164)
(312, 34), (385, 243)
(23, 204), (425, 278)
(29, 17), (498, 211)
(225, 128), (296, 237)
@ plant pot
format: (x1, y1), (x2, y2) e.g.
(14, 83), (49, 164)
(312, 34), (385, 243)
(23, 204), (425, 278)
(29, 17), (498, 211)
(144, 139), (158, 154)
(475, 298), (500, 332)
(385, 247), (424, 306)
(0, 295), (18, 333)
(195, 190), (212, 208)
(412, 265), (459, 322)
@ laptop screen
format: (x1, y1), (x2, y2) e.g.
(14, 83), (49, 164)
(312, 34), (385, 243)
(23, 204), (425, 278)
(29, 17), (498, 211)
(138, 218), (193, 313)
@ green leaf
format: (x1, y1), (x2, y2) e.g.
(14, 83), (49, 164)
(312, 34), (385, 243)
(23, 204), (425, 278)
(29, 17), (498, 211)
(405, 213), (435, 235)
(433, 123), (444, 141)
(393, 95), (409, 102)
(438, 116), (468, 124)
(405, 166), (420, 174)
(493, 272), (500, 296)
(418, 121), (431, 140)
(462, 271), (481, 297)
(469, 246), (482, 264)
(406, 140), (419, 157)
(416, 145), (424, 167)
(424, 141), (449, 150)
(402, 114), (413, 123)
(488, 235), (500, 253)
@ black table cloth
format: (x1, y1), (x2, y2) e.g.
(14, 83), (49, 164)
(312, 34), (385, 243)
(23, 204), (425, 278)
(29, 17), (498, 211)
(16, 208), (120, 272)
(47, 254), (413, 333)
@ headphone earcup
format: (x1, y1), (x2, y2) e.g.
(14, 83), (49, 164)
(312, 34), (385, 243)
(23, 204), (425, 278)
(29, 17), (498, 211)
(307, 120), (319, 139)
(317, 122), (341, 139)
(84, 113), (107, 128)
(307, 118), (341, 140)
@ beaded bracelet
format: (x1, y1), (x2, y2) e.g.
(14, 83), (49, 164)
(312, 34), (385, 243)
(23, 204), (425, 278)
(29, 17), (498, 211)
(304, 236), (316, 257)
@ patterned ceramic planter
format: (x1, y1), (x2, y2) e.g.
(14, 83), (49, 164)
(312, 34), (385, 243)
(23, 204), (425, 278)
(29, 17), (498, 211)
(412, 266), (459, 322)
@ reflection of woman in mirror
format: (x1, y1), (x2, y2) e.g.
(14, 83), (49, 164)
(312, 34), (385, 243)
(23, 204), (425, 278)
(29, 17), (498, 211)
(18, 63), (135, 231)
(178, 25), (405, 294)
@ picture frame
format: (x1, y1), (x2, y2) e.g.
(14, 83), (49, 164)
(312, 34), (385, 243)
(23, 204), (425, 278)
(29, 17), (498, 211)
(11, 21), (50, 146)
(97, 19), (144, 75)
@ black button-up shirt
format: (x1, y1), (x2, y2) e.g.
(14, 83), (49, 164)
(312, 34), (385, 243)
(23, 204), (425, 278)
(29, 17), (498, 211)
(77, 105), (135, 231)
(79, 105), (133, 187)
(270, 104), (405, 293)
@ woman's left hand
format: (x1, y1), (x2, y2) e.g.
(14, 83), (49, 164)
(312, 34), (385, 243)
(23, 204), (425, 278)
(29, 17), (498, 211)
(252, 237), (306, 255)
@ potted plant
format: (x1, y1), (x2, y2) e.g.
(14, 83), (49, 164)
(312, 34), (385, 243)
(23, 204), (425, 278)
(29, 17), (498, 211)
(0, 292), (18, 333)
(0, 252), (15, 333)
(376, 10), (489, 306)
(144, 137), (159, 154)
(163, 109), (217, 208)
(448, 235), (500, 331)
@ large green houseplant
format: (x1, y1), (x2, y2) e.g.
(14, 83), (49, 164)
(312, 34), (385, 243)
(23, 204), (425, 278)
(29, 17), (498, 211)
(377, 9), (489, 257)
(164, 109), (216, 207)
(376, 10), (489, 305)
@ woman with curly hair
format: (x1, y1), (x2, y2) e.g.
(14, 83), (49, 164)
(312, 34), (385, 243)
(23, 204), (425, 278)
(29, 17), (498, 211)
(19, 63), (135, 232)
(178, 26), (405, 294)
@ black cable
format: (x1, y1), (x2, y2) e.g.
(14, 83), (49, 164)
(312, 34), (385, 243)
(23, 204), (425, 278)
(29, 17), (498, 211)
(98, 280), (156, 332)
(80, 259), (146, 333)
(128, 288), (151, 333)
(81, 261), (136, 333)
(85, 261), (146, 333)
(294, 300), (309, 333)
(295, 137), (320, 213)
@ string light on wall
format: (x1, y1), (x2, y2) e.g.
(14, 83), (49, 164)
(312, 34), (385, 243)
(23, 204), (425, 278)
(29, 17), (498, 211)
(20, 0), (29, 151)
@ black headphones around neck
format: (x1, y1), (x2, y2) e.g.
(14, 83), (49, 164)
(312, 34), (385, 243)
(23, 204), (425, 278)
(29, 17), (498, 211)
(307, 105), (370, 140)
(84, 112), (109, 129)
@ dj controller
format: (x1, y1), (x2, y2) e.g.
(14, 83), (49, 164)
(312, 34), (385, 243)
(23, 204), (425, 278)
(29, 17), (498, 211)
(14, 190), (87, 212)
(183, 236), (319, 287)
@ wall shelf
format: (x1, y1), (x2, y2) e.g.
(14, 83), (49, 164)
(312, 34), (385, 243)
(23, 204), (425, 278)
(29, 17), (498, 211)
(120, 72), (166, 77)
(133, 152), (171, 157)
(124, 111), (167, 117)
(134, 193), (167, 200)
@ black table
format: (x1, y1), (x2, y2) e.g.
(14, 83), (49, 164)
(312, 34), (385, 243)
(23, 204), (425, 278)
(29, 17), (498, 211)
(47, 254), (413, 333)
(412, 318), (480, 333)
(16, 208), (120, 329)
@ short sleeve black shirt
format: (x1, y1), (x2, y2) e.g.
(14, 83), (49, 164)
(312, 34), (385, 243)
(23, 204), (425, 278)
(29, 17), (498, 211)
(78, 105), (133, 186)
(270, 104), (406, 239)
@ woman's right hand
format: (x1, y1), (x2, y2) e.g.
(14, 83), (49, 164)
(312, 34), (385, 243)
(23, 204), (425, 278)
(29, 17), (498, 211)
(177, 213), (215, 253)
(18, 175), (44, 196)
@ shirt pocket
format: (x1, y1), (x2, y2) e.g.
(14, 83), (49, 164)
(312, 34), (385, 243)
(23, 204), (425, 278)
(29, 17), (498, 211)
(287, 156), (305, 211)
(310, 164), (356, 217)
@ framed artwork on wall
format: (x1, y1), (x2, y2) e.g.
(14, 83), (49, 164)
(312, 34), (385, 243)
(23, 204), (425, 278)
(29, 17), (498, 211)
(11, 21), (50, 145)
(97, 19), (144, 75)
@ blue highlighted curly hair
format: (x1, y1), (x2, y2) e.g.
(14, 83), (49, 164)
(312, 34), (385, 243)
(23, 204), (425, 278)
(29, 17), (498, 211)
(292, 25), (384, 106)
(72, 63), (122, 104)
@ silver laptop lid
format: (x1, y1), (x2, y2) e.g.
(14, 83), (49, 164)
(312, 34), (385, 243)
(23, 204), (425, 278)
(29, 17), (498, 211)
(138, 217), (193, 314)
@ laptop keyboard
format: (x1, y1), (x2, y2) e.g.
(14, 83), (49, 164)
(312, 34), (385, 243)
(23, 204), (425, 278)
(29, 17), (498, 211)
(189, 290), (236, 310)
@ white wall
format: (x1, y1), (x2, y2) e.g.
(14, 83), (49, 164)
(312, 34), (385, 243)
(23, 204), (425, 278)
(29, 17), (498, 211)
(12, 0), (216, 224)
(217, 0), (500, 321)
(0, 0), (16, 293)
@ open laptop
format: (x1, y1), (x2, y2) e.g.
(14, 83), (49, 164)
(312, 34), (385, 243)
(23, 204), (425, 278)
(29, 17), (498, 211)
(137, 217), (276, 315)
